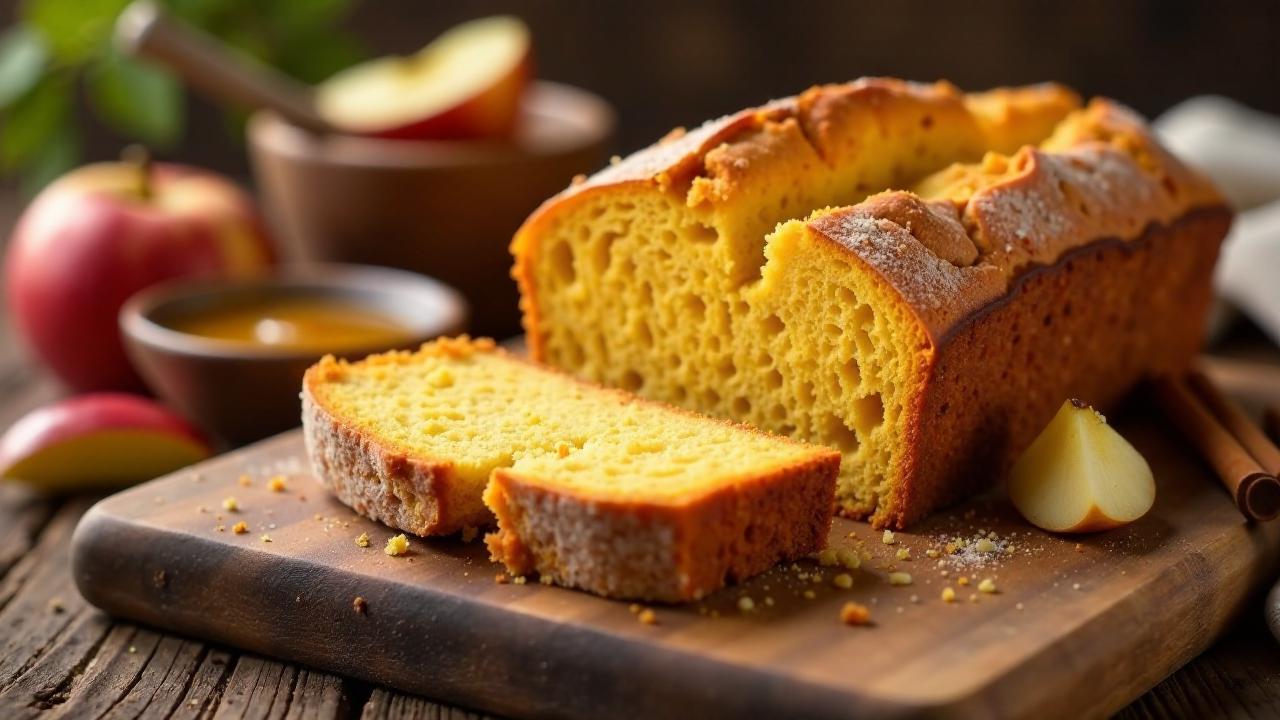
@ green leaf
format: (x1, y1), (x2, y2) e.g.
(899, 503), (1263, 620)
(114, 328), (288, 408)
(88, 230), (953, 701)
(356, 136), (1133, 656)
(0, 26), (48, 109)
(19, 123), (79, 195)
(0, 74), (72, 171)
(21, 0), (130, 63)
(87, 48), (182, 146)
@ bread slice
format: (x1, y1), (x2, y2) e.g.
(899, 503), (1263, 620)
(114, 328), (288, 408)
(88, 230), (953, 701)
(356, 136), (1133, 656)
(511, 78), (1230, 528)
(301, 337), (839, 601)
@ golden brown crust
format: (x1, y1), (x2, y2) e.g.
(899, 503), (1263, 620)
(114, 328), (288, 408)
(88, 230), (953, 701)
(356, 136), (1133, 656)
(484, 450), (839, 602)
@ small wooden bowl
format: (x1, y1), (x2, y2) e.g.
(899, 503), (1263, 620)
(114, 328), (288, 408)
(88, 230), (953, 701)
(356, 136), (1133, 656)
(120, 264), (467, 447)
(248, 81), (613, 339)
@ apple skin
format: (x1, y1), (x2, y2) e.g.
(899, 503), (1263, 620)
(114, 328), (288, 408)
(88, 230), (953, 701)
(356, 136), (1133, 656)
(0, 393), (211, 492)
(370, 53), (533, 141)
(5, 162), (274, 392)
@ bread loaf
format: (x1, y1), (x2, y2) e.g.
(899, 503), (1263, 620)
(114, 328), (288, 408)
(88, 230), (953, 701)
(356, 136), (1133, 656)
(511, 78), (1230, 528)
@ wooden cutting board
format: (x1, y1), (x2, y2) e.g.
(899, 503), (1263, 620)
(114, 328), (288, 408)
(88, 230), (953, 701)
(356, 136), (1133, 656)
(71, 358), (1280, 720)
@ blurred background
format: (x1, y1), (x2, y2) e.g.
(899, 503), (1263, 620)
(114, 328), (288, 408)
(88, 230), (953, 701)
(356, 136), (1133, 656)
(2, 0), (1278, 193)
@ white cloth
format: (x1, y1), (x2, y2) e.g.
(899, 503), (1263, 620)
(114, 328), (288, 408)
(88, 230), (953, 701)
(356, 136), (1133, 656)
(1156, 97), (1280, 346)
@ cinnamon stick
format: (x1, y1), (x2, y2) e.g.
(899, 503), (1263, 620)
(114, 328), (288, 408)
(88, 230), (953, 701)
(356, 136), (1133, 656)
(1187, 369), (1280, 474)
(1153, 376), (1280, 522)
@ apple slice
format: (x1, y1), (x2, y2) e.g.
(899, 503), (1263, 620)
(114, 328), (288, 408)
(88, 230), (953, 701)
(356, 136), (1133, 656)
(316, 16), (532, 140)
(1008, 398), (1155, 533)
(0, 394), (211, 492)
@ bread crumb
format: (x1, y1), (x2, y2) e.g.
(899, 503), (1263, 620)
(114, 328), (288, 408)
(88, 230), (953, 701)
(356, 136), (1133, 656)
(832, 573), (853, 589)
(957, 576), (970, 586)
(888, 572), (912, 586)
(1072, 582), (1082, 590)
(267, 475), (287, 492)
(895, 548), (911, 561)
(840, 602), (872, 626)
(638, 608), (657, 625)
(978, 578), (997, 594)
(539, 575), (554, 585)
(355, 532), (369, 548)
(738, 596), (755, 612)
(816, 548), (839, 566)
(1016, 602), (1025, 611)
(259, 534), (272, 543)
(513, 575), (527, 585)
(969, 593), (979, 603)
(941, 587), (957, 603)
(384, 534), (409, 556)
(629, 603), (641, 614)
(460, 526), (479, 543)
(495, 573), (509, 584)
(222, 497), (239, 512)
(925, 548), (939, 559)
(353, 596), (367, 614)
(803, 590), (816, 600)
(837, 547), (861, 570)
(232, 521), (248, 534)
(882, 530), (896, 545)
(974, 538), (996, 553)
(1075, 543), (1084, 553)
(237, 474), (252, 487)
(48, 597), (65, 614)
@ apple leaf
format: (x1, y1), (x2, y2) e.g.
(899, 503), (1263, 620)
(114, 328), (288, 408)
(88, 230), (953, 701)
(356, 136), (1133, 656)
(0, 74), (72, 172)
(0, 26), (47, 109)
(87, 48), (183, 147)
(22, 0), (130, 64)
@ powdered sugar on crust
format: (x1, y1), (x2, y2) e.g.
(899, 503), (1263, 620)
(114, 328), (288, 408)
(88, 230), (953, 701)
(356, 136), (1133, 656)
(809, 212), (1006, 337)
(808, 100), (1225, 341)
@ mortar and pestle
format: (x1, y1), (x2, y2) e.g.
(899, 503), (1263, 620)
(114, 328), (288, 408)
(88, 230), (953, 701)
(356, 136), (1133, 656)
(115, 2), (614, 339)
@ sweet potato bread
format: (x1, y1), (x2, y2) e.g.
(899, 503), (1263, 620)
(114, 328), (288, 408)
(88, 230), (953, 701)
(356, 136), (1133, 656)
(511, 78), (1231, 528)
(301, 337), (839, 601)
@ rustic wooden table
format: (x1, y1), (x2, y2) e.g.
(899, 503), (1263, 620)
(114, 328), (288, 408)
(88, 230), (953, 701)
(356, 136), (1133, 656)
(0, 189), (1278, 718)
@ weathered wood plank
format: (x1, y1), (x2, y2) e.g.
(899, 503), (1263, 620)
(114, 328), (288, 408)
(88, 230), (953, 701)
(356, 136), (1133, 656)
(361, 689), (490, 720)
(211, 656), (349, 720)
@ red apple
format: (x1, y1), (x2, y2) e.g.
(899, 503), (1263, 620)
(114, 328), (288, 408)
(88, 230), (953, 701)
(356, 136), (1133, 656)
(316, 15), (533, 141)
(0, 393), (211, 492)
(5, 160), (273, 392)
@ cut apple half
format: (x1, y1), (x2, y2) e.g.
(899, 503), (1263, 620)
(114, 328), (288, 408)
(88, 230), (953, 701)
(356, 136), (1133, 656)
(1008, 398), (1156, 533)
(0, 393), (211, 492)
(316, 15), (532, 140)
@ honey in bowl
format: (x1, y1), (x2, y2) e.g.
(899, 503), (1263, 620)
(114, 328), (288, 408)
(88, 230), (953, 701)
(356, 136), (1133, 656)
(167, 296), (413, 353)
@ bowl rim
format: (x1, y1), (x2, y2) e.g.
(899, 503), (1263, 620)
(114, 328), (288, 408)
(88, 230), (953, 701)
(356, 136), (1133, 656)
(120, 263), (469, 362)
(247, 81), (616, 170)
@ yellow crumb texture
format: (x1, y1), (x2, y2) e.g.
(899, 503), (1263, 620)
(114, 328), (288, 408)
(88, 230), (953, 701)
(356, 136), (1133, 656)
(231, 521), (248, 534)
(355, 532), (369, 548)
(267, 475), (287, 492)
(384, 534), (409, 556)
(308, 339), (827, 506)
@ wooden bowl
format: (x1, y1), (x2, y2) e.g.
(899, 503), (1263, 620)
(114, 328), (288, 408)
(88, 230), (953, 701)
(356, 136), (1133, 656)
(247, 81), (613, 339)
(120, 264), (467, 447)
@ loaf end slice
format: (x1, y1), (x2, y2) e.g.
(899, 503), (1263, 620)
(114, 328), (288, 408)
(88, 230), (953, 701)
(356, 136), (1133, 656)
(484, 433), (839, 602)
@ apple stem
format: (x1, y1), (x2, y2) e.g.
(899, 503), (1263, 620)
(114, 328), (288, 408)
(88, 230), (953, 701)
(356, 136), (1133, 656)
(121, 144), (153, 201)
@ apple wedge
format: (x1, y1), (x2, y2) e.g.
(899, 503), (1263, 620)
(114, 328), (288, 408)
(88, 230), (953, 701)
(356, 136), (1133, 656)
(1008, 399), (1156, 533)
(0, 394), (211, 492)
(316, 16), (532, 140)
